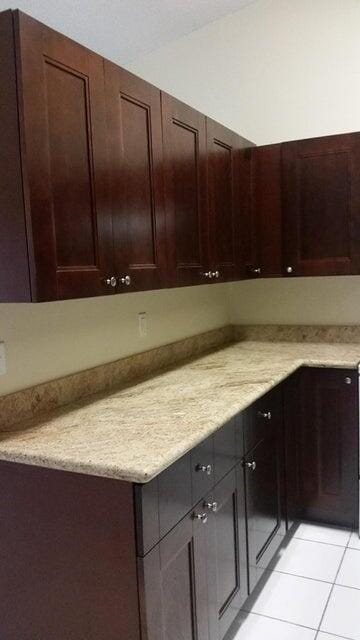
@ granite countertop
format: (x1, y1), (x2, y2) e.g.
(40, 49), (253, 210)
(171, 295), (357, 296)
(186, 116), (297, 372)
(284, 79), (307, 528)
(0, 340), (359, 483)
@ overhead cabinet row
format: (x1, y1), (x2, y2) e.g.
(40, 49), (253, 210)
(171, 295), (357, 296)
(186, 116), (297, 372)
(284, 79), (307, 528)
(248, 132), (360, 277)
(0, 10), (251, 302)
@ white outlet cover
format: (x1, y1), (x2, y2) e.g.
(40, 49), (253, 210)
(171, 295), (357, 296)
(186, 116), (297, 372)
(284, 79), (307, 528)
(0, 342), (6, 375)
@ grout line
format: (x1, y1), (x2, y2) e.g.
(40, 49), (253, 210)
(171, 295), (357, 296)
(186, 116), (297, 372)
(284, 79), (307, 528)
(239, 609), (318, 632)
(316, 546), (348, 635)
(292, 535), (351, 549)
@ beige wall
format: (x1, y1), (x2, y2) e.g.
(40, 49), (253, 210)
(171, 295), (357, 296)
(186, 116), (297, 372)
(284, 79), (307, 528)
(227, 277), (360, 326)
(0, 285), (229, 396)
(131, 0), (360, 329)
(131, 0), (360, 145)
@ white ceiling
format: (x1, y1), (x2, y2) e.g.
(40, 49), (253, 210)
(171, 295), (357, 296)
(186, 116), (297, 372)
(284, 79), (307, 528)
(1, 0), (257, 63)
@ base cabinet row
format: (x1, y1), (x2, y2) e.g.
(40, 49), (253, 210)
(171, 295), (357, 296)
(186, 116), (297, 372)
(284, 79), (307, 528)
(0, 367), (357, 639)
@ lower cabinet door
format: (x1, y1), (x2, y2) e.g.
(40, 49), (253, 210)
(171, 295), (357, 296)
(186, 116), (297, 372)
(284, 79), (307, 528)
(207, 466), (248, 640)
(138, 502), (210, 640)
(245, 430), (286, 593)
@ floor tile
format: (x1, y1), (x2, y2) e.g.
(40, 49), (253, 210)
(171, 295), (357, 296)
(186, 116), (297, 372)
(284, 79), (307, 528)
(242, 572), (331, 629)
(320, 585), (360, 639)
(229, 612), (316, 639)
(294, 522), (351, 547)
(317, 634), (348, 639)
(271, 538), (344, 582)
(336, 548), (360, 589)
(348, 530), (360, 550)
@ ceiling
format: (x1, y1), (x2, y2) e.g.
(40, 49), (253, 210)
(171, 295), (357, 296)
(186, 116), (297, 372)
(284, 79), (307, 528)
(1, 0), (258, 63)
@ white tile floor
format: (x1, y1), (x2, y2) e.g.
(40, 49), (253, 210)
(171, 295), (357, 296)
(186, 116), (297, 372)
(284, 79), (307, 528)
(229, 522), (360, 640)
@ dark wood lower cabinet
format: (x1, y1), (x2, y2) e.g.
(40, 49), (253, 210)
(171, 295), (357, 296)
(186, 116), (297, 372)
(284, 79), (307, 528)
(0, 367), (358, 639)
(291, 368), (359, 528)
(244, 388), (286, 592)
(207, 467), (248, 640)
(139, 501), (210, 640)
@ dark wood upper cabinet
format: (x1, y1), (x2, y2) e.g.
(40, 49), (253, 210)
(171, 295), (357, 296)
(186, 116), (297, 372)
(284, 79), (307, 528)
(206, 119), (252, 282)
(161, 93), (210, 287)
(248, 144), (283, 278)
(14, 11), (114, 301)
(282, 132), (360, 276)
(104, 64), (167, 292)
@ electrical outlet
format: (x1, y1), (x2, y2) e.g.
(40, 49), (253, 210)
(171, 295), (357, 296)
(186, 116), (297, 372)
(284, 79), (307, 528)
(0, 342), (6, 375)
(138, 312), (147, 338)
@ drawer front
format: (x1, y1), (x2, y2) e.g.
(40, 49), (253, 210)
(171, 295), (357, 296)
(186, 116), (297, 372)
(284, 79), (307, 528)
(214, 418), (237, 484)
(244, 386), (282, 454)
(191, 435), (215, 505)
(158, 453), (192, 538)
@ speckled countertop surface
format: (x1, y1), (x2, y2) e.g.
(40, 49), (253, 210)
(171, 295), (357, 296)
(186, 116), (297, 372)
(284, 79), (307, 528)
(0, 340), (359, 483)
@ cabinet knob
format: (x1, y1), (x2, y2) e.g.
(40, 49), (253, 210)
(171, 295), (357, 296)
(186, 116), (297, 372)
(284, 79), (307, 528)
(196, 463), (212, 475)
(345, 377), (352, 385)
(192, 512), (208, 524)
(104, 276), (117, 287)
(257, 410), (272, 420)
(202, 271), (213, 279)
(204, 501), (218, 513)
(212, 270), (220, 279)
(119, 275), (131, 286)
(245, 461), (257, 471)
(252, 267), (261, 275)
(286, 266), (294, 274)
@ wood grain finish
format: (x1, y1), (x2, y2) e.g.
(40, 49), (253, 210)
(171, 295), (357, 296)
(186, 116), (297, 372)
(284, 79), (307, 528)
(297, 367), (359, 527)
(105, 64), (167, 292)
(162, 93), (210, 286)
(0, 10), (31, 302)
(283, 133), (360, 276)
(207, 119), (251, 281)
(15, 11), (114, 301)
(245, 386), (286, 592)
(250, 144), (283, 277)
(139, 502), (210, 640)
(0, 461), (140, 639)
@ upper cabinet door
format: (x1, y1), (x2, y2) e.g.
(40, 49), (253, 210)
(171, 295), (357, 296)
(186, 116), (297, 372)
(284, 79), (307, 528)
(282, 133), (360, 276)
(207, 119), (250, 282)
(162, 93), (209, 286)
(16, 12), (114, 301)
(105, 64), (167, 293)
(248, 144), (283, 278)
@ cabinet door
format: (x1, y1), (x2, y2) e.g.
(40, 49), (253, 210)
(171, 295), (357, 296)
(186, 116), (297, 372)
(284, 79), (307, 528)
(162, 93), (210, 286)
(298, 368), (359, 528)
(16, 12), (114, 301)
(283, 133), (360, 276)
(105, 64), (167, 292)
(248, 144), (283, 278)
(206, 119), (251, 282)
(244, 395), (286, 592)
(139, 504), (210, 640)
(207, 467), (248, 640)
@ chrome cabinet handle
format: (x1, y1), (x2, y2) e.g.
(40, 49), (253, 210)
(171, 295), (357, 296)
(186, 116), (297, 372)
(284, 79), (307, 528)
(345, 377), (352, 385)
(104, 276), (117, 287)
(245, 461), (257, 471)
(192, 512), (208, 524)
(258, 410), (272, 420)
(196, 464), (212, 475)
(252, 267), (261, 275)
(202, 271), (213, 279)
(119, 275), (131, 286)
(204, 501), (218, 512)
(286, 266), (294, 274)
(212, 270), (220, 279)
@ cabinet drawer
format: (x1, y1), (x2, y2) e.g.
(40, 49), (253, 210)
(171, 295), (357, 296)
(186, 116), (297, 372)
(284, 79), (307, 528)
(191, 435), (215, 505)
(134, 452), (192, 556)
(244, 385), (282, 454)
